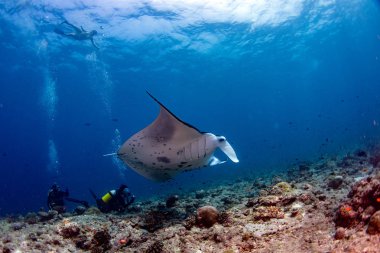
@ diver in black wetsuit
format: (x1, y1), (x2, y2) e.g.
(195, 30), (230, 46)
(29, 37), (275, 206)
(47, 183), (89, 213)
(54, 21), (99, 49)
(90, 184), (135, 213)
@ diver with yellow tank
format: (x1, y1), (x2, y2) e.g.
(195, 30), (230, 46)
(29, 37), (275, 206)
(90, 184), (135, 213)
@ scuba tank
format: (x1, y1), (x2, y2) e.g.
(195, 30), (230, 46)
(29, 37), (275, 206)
(101, 190), (116, 203)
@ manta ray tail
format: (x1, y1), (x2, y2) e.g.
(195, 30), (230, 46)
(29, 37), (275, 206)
(219, 140), (239, 163)
(103, 152), (117, 157)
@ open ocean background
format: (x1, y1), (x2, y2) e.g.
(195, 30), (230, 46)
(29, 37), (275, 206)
(0, 0), (380, 215)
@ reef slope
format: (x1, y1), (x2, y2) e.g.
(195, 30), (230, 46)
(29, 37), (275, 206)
(1, 148), (380, 253)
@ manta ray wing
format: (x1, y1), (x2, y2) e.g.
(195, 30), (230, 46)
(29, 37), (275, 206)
(144, 92), (203, 143)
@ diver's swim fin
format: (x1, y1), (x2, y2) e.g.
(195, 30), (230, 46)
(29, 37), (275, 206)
(89, 189), (98, 200)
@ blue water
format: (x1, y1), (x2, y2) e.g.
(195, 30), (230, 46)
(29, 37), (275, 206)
(1, 0), (380, 215)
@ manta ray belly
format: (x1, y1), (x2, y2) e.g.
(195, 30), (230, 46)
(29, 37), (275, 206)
(118, 132), (218, 181)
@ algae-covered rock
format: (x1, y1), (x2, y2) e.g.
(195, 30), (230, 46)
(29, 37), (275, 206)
(195, 189), (206, 199)
(367, 210), (380, 234)
(334, 227), (346, 240)
(38, 210), (58, 221)
(84, 207), (101, 215)
(327, 175), (344, 189)
(252, 206), (285, 221)
(258, 195), (281, 206)
(272, 182), (292, 194)
(145, 241), (164, 253)
(165, 194), (179, 208)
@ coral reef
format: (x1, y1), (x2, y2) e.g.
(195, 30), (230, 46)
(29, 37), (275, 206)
(334, 173), (380, 232)
(1, 147), (380, 252)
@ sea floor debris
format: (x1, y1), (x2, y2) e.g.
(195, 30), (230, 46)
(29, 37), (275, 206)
(1, 148), (380, 253)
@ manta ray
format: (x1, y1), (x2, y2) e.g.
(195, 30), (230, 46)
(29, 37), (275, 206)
(116, 92), (239, 182)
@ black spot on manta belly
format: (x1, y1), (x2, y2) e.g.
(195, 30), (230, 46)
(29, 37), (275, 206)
(157, 156), (171, 163)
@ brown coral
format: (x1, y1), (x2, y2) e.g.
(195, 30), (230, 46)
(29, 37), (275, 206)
(74, 235), (91, 250)
(196, 206), (219, 228)
(183, 215), (196, 230)
(334, 227), (346, 240)
(165, 195), (179, 208)
(145, 241), (164, 253)
(335, 174), (380, 232)
(60, 225), (81, 238)
(349, 176), (380, 210)
(367, 210), (380, 234)
(142, 211), (165, 232)
(217, 211), (231, 225)
(92, 230), (111, 247)
(335, 204), (358, 228)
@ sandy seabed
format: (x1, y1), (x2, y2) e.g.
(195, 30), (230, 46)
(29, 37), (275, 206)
(1, 148), (380, 253)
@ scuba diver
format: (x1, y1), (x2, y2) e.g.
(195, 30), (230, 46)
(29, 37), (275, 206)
(90, 184), (135, 213)
(47, 183), (89, 213)
(54, 21), (99, 49)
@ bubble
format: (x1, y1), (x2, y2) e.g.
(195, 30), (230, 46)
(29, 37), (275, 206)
(85, 52), (113, 117)
(41, 69), (57, 121)
(47, 139), (59, 175)
(111, 128), (126, 178)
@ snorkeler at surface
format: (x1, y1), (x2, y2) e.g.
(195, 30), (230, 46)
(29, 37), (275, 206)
(54, 21), (99, 49)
